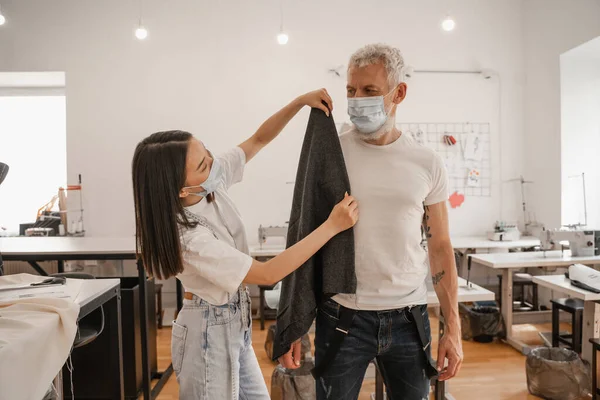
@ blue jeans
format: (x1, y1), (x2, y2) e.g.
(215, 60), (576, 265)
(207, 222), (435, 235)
(315, 300), (432, 400)
(171, 287), (269, 400)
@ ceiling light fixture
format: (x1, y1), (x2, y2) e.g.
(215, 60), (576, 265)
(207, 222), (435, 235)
(441, 14), (456, 32)
(277, 0), (288, 45)
(135, 0), (148, 40)
(0, 5), (6, 26)
(136, 24), (148, 40)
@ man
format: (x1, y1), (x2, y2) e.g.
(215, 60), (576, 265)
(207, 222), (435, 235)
(279, 43), (463, 400)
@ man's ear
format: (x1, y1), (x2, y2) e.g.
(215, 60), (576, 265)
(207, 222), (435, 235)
(393, 83), (408, 104)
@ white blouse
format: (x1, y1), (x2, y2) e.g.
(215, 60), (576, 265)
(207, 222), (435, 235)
(178, 146), (252, 305)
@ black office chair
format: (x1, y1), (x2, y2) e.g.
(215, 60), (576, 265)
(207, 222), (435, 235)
(0, 162), (9, 277)
(51, 272), (105, 348)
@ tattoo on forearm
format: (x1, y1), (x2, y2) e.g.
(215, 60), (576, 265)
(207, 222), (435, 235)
(422, 205), (432, 239)
(432, 270), (445, 285)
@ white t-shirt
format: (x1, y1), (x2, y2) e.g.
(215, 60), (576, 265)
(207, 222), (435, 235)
(333, 132), (449, 310)
(177, 146), (253, 305)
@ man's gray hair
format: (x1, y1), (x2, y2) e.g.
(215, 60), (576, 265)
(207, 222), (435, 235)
(348, 43), (405, 88)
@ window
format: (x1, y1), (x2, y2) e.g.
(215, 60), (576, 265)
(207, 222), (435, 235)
(561, 38), (600, 228)
(0, 72), (66, 234)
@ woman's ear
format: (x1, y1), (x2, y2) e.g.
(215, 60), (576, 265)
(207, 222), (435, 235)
(179, 189), (189, 198)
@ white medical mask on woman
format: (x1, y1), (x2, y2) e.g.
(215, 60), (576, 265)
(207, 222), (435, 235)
(347, 88), (397, 134)
(182, 154), (223, 197)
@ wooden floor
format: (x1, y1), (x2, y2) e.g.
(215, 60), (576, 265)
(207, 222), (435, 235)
(151, 317), (572, 400)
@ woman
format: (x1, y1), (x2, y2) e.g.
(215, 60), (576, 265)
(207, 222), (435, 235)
(131, 89), (358, 399)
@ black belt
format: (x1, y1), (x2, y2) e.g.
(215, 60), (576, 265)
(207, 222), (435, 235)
(311, 304), (439, 380)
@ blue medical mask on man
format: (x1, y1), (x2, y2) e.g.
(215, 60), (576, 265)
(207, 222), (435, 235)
(347, 88), (397, 134)
(183, 152), (223, 197)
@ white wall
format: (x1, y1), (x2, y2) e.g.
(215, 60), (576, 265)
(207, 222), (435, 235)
(560, 37), (600, 229)
(0, 0), (528, 241)
(396, 72), (504, 235)
(523, 0), (600, 229)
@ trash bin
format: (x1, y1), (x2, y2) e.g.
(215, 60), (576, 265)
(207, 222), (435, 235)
(265, 326), (312, 363)
(271, 358), (316, 400)
(460, 303), (505, 342)
(120, 277), (158, 398)
(63, 277), (157, 399)
(526, 347), (591, 400)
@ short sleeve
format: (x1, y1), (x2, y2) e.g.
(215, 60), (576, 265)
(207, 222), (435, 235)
(424, 153), (449, 205)
(219, 147), (246, 189)
(182, 228), (253, 295)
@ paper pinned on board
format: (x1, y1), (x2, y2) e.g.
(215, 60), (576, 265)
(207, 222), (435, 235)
(445, 152), (462, 175)
(464, 133), (483, 161)
(412, 128), (426, 145)
(467, 168), (481, 187)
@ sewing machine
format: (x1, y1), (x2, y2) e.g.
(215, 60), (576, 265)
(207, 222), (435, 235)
(538, 228), (600, 257)
(258, 225), (288, 249)
(487, 221), (522, 241)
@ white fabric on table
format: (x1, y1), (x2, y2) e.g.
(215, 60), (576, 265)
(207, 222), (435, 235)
(0, 274), (80, 400)
(569, 263), (600, 291)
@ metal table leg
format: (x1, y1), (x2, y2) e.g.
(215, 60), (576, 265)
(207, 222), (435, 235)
(27, 261), (49, 276)
(107, 288), (124, 400)
(137, 259), (152, 400)
(151, 366), (173, 399)
(137, 259), (174, 399)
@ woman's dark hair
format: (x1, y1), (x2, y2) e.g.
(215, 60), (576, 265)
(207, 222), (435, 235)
(132, 130), (206, 280)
